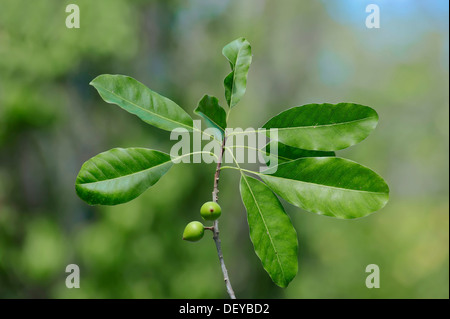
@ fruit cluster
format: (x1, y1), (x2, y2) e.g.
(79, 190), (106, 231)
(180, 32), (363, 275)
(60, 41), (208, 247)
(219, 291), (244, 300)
(182, 201), (222, 242)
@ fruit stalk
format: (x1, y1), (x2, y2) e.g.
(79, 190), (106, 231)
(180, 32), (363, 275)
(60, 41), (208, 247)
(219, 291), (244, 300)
(211, 136), (236, 299)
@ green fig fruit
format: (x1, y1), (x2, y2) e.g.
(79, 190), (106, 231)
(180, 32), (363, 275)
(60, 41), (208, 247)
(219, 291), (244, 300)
(200, 201), (222, 221)
(182, 221), (205, 242)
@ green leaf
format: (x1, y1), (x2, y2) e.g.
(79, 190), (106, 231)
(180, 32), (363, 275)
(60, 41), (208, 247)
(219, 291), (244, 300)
(261, 140), (335, 166)
(240, 175), (298, 288)
(223, 38), (252, 108)
(75, 148), (173, 205)
(194, 95), (227, 140)
(260, 157), (389, 219)
(90, 74), (193, 131)
(262, 103), (378, 151)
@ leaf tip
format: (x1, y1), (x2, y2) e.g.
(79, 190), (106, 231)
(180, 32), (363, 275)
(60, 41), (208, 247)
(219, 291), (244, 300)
(89, 74), (104, 85)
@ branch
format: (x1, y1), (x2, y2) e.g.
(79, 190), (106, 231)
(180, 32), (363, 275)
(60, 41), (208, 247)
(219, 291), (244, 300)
(211, 136), (236, 299)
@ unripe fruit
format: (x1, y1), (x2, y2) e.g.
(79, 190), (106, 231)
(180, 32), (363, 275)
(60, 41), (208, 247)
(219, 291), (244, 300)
(200, 201), (222, 221)
(182, 221), (204, 242)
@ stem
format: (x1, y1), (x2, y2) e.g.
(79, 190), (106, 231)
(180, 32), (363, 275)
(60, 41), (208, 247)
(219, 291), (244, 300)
(171, 151), (219, 163)
(211, 135), (236, 299)
(226, 106), (232, 123)
(227, 144), (299, 164)
(226, 129), (262, 137)
(220, 165), (259, 175)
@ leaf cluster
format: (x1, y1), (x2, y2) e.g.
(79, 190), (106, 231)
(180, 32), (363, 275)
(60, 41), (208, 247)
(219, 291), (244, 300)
(75, 38), (389, 288)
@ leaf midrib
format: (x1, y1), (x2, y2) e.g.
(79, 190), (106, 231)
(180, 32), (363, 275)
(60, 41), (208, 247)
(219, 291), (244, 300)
(262, 174), (388, 195)
(92, 82), (193, 131)
(266, 116), (377, 130)
(78, 160), (172, 186)
(260, 149), (330, 163)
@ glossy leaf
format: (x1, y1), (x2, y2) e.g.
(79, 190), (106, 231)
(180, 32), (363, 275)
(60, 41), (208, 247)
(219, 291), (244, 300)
(260, 157), (389, 219)
(223, 37), (252, 108)
(194, 95), (227, 139)
(76, 148), (173, 205)
(262, 103), (378, 151)
(261, 140), (335, 166)
(90, 74), (193, 131)
(240, 175), (298, 288)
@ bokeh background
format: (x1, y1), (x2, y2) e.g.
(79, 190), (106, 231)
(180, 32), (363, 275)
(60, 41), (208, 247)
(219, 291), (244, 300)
(0, 0), (448, 298)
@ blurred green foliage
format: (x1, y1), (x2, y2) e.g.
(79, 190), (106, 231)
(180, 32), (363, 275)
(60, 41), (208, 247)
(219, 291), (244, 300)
(0, 0), (448, 298)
